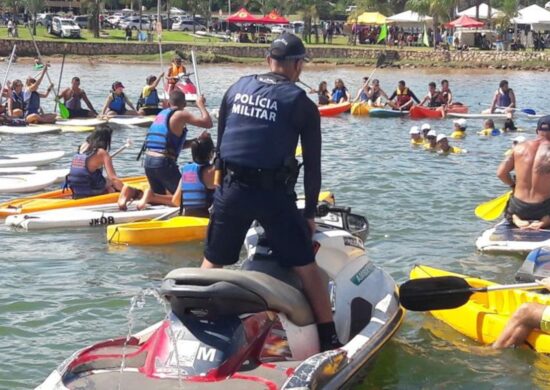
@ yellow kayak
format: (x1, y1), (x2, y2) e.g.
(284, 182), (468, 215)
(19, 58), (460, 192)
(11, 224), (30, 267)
(350, 102), (371, 116)
(410, 265), (550, 352)
(107, 216), (209, 245)
(0, 176), (148, 218)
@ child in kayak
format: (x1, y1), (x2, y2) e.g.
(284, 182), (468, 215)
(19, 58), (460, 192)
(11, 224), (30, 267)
(101, 81), (138, 117)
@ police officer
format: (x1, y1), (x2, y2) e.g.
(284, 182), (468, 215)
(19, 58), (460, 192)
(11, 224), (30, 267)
(202, 33), (340, 351)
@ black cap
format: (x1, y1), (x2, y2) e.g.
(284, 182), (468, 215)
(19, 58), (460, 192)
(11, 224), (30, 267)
(537, 115), (550, 131)
(268, 33), (310, 62)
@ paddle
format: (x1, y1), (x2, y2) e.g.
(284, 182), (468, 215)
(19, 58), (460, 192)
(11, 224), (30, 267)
(399, 275), (546, 312)
(474, 191), (511, 221)
(0, 44), (16, 108)
(111, 139), (133, 158)
(190, 50), (202, 96)
(55, 54), (67, 117)
(481, 104), (536, 116)
(364, 52), (387, 86)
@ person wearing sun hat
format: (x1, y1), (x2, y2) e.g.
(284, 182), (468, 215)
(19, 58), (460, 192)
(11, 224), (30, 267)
(409, 125), (423, 146)
(101, 81), (138, 116)
(450, 118), (467, 139)
(424, 129), (437, 151)
(202, 33), (341, 353)
(420, 123), (431, 144)
(498, 115), (550, 230)
(436, 133), (464, 154)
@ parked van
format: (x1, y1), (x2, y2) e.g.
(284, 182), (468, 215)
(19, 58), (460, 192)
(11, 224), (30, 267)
(49, 17), (81, 38)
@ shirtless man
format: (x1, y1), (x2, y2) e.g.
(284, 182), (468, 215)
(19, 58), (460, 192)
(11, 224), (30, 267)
(58, 77), (97, 118)
(497, 116), (550, 230)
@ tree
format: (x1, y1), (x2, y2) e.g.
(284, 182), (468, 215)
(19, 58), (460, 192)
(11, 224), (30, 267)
(407, 0), (457, 49)
(81, 0), (101, 38)
(23, 0), (43, 35)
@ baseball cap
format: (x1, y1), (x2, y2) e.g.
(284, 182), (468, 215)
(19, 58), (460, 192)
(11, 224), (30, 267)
(268, 33), (310, 62)
(410, 126), (420, 135)
(436, 134), (447, 142)
(537, 115), (550, 131)
(112, 81), (125, 89)
(512, 135), (526, 144)
(453, 118), (467, 128)
(421, 123), (431, 131)
(427, 130), (437, 138)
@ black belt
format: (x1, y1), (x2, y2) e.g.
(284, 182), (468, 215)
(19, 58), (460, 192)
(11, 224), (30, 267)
(225, 163), (285, 190)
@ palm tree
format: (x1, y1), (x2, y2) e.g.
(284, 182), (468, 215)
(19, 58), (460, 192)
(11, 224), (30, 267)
(407, 0), (457, 48)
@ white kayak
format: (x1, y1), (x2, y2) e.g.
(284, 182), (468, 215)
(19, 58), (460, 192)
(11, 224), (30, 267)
(476, 219), (550, 254)
(108, 116), (154, 126)
(0, 174), (57, 193)
(0, 125), (62, 135)
(447, 113), (510, 120)
(0, 166), (37, 173)
(0, 168), (68, 183)
(6, 203), (177, 231)
(56, 118), (107, 127)
(0, 151), (65, 168)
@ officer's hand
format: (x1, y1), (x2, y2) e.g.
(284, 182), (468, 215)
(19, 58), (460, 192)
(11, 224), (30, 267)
(196, 95), (206, 107)
(307, 218), (316, 237)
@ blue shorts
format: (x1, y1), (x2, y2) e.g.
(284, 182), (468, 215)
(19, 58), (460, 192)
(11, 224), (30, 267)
(204, 175), (315, 268)
(144, 155), (181, 195)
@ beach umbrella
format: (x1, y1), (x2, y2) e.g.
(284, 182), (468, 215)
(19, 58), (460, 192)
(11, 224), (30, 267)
(445, 15), (484, 28)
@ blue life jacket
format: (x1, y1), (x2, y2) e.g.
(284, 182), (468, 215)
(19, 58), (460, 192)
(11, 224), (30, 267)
(144, 108), (186, 159)
(220, 75), (305, 169)
(143, 87), (159, 107)
(10, 90), (24, 110)
(359, 90), (368, 102)
(497, 89), (512, 107)
(180, 162), (213, 210)
(23, 90), (40, 116)
(109, 92), (126, 113)
(65, 152), (107, 198)
(331, 87), (347, 103)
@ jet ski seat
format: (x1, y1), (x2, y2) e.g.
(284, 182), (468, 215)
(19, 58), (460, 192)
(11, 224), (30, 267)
(162, 268), (315, 326)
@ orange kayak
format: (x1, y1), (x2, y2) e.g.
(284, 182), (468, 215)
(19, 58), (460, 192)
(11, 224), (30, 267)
(318, 102), (351, 117)
(410, 104), (469, 119)
(0, 176), (147, 218)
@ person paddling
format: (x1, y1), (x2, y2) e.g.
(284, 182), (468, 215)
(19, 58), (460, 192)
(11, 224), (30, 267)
(308, 81), (331, 105)
(387, 80), (419, 111)
(365, 79), (388, 106)
(58, 76), (97, 118)
(6, 79), (25, 118)
(489, 80), (516, 114)
(23, 66), (57, 124)
(419, 82), (442, 108)
(137, 73), (164, 116)
(497, 116), (550, 230)
(439, 79), (453, 108)
(64, 126), (123, 199)
(331, 78), (350, 103)
(352, 76), (370, 103)
(101, 81), (138, 117)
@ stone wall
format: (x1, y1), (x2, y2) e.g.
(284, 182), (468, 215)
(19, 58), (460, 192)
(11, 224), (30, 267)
(1, 39), (549, 66)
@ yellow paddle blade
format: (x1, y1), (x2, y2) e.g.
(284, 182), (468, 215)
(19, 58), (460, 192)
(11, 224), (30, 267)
(295, 145), (303, 157)
(474, 191), (512, 221)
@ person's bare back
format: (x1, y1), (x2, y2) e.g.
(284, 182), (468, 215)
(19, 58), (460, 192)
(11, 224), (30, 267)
(513, 139), (550, 203)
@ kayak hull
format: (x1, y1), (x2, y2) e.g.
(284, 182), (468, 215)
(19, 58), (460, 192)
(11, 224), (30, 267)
(108, 116), (155, 127)
(410, 264), (550, 352)
(369, 108), (408, 118)
(318, 102), (351, 117)
(107, 216), (209, 245)
(0, 125), (61, 135)
(350, 102), (371, 116)
(0, 175), (57, 193)
(476, 219), (550, 254)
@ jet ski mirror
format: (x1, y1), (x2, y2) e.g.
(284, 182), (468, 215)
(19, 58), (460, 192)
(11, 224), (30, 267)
(315, 204), (369, 242)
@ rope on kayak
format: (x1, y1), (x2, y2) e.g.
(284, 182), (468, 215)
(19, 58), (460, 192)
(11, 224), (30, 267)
(107, 226), (120, 244)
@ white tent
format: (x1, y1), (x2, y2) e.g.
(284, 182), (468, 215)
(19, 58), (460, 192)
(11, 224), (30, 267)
(387, 10), (433, 28)
(457, 3), (503, 20)
(512, 4), (550, 30)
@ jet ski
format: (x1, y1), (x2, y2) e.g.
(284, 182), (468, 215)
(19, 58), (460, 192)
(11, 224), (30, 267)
(164, 72), (197, 104)
(516, 246), (550, 282)
(38, 205), (403, 389)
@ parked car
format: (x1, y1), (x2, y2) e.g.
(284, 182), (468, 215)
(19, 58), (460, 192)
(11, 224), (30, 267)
(73, 15), (89, 29)
(172, 19), (206, 32)
(119, 16), (150, 30)
(36, 13), (53, 28)
(106, 13), (124, 28)
(271, 24), (293, 35)
(49, 17), (81, 38)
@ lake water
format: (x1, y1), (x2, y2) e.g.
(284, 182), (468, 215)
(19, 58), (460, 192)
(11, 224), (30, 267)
(0, 62), (548, 389)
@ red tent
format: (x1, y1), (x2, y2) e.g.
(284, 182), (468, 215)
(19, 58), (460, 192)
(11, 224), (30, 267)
(259, 10), (289, 24)
(445, 15), (484, 28)
(227, 7), (260, 23)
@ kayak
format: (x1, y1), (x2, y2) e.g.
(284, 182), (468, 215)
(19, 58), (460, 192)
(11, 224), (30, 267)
(318, 102), (351, 117)
(0, 176), (147, 218)
(409, 105), (443, 119)
(0, 151), (65, 168)
(0, 174), (57, 193)
(39, 206), (403, 389)
(0, 167), (67, 182)
(350, 102), (371, 116)
(447, 112), (509, 120)
(447, 104), (469, 114)
(410, 264), (550, 352)
(0, 166), (36, 173)
(6, 203), (176, 231)
(107, 216), (209, 245)
(59, 125), (95, 133)
(476, 219), (550, 254)
(369, 108), (408, 118)
(56, 118), (107, 127)
(108, 116), (155, 127)
(0, 125), (61, 135)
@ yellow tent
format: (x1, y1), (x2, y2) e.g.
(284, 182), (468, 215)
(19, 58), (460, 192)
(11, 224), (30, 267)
(356, 12), (387, 25)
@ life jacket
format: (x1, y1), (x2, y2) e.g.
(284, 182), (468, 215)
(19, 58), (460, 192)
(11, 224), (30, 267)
(497, 89), (512, 107)
(144, 108), (186, 159)
(359, 89), (369, 102)
(479, 128), (502, 136)
(169, 64), (186, 77)
(331, 87), (347, 103)
(438, 90), (451, 105)
(180, 162), (213, 210)
(396, 87), (411, 106)
(318, 92), (329, 105)
(65, 151), (107, 198)
(65, 89), (83, 110)
(450, 130), (465, 139)
(23, 90), (40, 116)
(141, 86), (159, 108)
(220, 75), (305, 169)
(10, 90), (24, 110)
(109, 92), (126, 114)
(410, 138), (423, 145)
(427, 91), (442, 108)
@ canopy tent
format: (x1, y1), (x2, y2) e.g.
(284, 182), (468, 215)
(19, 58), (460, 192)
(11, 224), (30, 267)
(356, 12), (387, 25)
(259, 10), (289, 24)
(227, 7), (260, 23)
(387, 10), (433, 28)
(457, 3), (503, 20)
(512, 4), (550, 25)
(445, 15), (484, 28)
